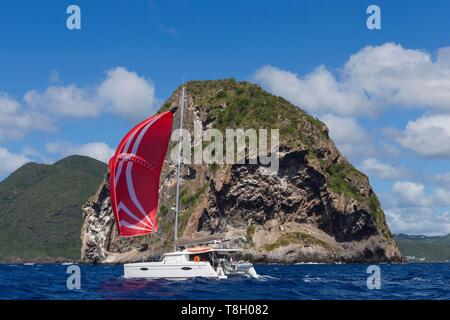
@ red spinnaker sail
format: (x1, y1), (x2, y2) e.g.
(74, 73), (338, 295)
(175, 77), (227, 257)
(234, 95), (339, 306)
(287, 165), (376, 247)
(109, 111), (173, 237)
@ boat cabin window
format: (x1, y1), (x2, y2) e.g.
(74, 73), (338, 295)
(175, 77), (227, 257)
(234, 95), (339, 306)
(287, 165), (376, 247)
(189, 252), (212, 262)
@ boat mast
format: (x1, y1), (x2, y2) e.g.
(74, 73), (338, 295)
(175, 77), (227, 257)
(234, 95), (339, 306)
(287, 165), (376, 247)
(174, 85), (185, 251)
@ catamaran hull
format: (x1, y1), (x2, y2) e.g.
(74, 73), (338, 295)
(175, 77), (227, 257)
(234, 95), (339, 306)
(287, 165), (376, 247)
(124, 261), (224, 280)
(225, 262), (259, 278)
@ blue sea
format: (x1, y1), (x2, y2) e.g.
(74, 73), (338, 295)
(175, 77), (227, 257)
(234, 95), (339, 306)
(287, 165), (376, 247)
(0, 263), (448, 300)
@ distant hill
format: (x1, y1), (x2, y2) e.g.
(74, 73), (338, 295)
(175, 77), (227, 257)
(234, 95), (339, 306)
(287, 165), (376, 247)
(0, 155), (107, 262)
(395, 234), (450, 262)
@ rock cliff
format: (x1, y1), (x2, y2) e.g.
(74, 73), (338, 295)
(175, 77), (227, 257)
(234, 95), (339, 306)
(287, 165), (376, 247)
(81, 79), (401, 263)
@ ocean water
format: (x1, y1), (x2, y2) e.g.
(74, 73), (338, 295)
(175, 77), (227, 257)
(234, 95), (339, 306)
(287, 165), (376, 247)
(0, 263), (448, 300)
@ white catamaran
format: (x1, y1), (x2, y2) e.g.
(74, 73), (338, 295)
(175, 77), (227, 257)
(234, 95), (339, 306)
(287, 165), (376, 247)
(109, 85), (258, 280)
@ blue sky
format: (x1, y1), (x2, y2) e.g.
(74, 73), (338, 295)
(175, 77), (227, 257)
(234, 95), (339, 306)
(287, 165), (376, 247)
(1, 0), (450, 235)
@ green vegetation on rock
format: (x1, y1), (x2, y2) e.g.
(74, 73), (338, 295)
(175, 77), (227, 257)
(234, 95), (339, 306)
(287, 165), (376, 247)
(246, 224), (255, 243)
(180, 183), (208, 209)
(369, 193), (392, 239)
(160, 79), (328, 149)
(265, 232), (332, 252)
(178, 183), (209, 234)
(326, 162), (364, 201)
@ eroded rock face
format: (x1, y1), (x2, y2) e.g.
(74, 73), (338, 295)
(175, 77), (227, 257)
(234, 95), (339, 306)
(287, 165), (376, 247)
(81, 176), (154, 263)
(195, 150), (398, 263)
(80, 80), (401, 263)
(80, 178), (112, 263)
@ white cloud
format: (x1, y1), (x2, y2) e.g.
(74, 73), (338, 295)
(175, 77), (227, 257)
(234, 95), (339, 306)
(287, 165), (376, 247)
(0, 145), (31, 177)
(382, 181), (450, 235)
(252, 65), (372, 116)
(433, 188), (450, 206)
(25, 85), (101, 117)
(252, 43), (450, 116)
(359, 158), (409, 180)
(97, 67), (158, 119)
(0, 92), (54, 141)
(46, 141), (114, 163)
(385, 181), (450, 208)
(392, 181), (429, 207)
(345, 43), (450, 112)
(386, 207), (450, 236)
(395, 114), (450, 158)
(24, 67), (158, 120)
(320, 114), (369, 144)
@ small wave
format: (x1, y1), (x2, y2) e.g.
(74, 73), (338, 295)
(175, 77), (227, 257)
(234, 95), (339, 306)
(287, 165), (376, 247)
(255, 274), (279, 281)
(302, 274), (325, 283)
(411, 277), (429, 282)
(303, 277), (325, 283)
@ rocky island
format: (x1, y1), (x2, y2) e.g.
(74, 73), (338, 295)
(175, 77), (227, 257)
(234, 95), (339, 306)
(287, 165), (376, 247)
(81, 79), (401, 264)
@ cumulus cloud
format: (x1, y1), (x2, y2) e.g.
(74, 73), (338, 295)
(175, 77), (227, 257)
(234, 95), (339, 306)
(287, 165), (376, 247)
(392, 181), (429, 207)
(0, 93), (54, 141)
(46, 141), (115, 163)
(395, 114), (450, 158)
(252, 65), (372, 116)
(0, 145), (31, 177)
(433, 188), (450, 206)
(25, 85), (101, 117)
(359, 158), (409, 180)
(381, 181), (450, 235)
(252, 43), (450, 116)
(344, 44), (450, 112)
(321, 114), (369, 144)
(97, 67), (158, 119)
(385, 207), (450, 236)
(24, 67), (158, 120)
(385, 181), (450, 208)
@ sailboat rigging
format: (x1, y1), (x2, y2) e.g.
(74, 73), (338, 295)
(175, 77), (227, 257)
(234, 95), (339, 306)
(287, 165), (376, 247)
(173, 85), (185, 251)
